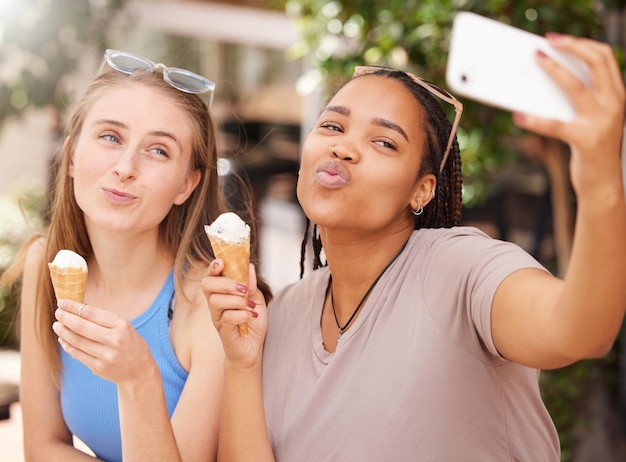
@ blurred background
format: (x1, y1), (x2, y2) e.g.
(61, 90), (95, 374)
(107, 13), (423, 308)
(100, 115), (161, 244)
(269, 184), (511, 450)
(0, 1), (625, 460)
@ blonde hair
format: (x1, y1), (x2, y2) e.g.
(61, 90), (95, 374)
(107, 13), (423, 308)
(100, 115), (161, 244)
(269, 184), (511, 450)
(4, 68), (229, 384)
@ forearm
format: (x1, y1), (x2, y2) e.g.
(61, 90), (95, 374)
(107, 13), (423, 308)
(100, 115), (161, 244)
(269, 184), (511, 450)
(24, 438), (103, 461)
(554, 179), (626, 357)
(22, 404), (100, 461)
(218, 362), (274, 462)
(117, 365), (181, 462)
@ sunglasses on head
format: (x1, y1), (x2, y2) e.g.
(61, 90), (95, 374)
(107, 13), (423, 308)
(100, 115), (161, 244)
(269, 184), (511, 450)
(353, 66), (463, 173)
(102, 49), (216, 107)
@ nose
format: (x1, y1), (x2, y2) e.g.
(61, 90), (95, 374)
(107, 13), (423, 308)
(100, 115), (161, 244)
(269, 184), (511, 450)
(112, 148), (138, 181)
(328, 144), (357, 162)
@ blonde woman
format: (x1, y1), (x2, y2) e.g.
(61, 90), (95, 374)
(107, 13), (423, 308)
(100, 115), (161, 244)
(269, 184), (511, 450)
(3, 50), (267, 461)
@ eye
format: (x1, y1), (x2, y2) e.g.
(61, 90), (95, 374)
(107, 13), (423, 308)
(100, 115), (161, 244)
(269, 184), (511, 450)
(374, 139), (397, 150)
(319, 121), (343, 133)
(150, 146), (169, 157)
(101, 133), (120, 144)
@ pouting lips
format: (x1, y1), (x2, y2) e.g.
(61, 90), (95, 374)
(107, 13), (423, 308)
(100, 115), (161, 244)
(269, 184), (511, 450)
(315, 161), (351, 187)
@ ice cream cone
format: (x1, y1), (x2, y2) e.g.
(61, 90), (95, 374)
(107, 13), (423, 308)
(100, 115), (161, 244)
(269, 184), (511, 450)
(207, 233), (251, 336)
(48, 264), (87, 302)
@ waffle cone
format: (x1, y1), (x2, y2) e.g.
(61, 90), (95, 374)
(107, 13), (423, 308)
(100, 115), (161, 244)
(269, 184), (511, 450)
(48, 264), (87, 303)
(207, 234), (251, 336)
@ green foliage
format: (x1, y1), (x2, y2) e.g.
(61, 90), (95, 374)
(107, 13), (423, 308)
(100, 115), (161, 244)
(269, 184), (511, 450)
(539, 349), (621, 462)
(0, 0), (124, 124)
(0, 183), (46, 348)
(272, 0), (611, 206)
(540, 361), (595, 461)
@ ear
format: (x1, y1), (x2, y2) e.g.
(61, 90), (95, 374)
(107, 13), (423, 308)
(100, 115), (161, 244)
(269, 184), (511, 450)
(409, 173), (437, 211)
(173, 169), (201, 205)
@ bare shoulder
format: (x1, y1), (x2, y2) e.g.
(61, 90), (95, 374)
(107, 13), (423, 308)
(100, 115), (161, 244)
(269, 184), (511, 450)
(178, 264), (212, 325)
(171, 264), (223, 371)
(182, 266), (220, 343)
(22, 235), (47, 284)
(19, 236), (49, 332)
(25, 235), (46, 263)
(180, 263), (207, 308)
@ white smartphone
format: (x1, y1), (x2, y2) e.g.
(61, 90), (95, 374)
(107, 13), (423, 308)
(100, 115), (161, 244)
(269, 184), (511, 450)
(445, 12), (590, 122)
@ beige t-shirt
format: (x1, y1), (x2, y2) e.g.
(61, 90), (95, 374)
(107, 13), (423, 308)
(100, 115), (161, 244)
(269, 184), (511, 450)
(263, 227), (560, 461)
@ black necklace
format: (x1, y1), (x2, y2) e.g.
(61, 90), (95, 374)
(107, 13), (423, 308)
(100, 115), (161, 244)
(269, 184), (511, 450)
(330, 241), (408, 342)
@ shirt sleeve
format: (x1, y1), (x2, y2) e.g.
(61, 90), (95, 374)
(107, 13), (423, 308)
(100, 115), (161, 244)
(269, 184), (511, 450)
(418, 227), (549, 360)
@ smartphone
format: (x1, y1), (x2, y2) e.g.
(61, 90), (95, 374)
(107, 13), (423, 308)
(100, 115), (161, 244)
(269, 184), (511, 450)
(445, 12), (590, 122)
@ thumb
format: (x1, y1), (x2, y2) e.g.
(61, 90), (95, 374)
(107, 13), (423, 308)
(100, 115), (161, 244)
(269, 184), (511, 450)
(247, 263), (258, 293)
(208, 258), (224, 276)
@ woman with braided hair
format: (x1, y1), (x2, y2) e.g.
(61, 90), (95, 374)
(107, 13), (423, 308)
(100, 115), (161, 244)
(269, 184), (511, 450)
(204, 33), (626, 461)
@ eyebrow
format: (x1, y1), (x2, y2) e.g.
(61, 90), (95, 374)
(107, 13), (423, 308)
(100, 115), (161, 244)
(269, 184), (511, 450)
(321, 106), (409, 142)
(93, 119), (183, 152)
(372, 117), (409, 142)
(322, 105), (350, 117)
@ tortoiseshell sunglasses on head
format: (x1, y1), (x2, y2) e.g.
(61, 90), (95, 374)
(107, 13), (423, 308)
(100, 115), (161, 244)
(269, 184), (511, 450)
(353, 65), (463, 173)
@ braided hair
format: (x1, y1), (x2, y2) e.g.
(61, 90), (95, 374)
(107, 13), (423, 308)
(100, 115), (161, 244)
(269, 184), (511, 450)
(299, 69), (463, 278)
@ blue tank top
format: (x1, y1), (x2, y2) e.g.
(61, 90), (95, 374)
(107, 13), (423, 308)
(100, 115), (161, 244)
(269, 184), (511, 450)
(60, 272), (188, 462)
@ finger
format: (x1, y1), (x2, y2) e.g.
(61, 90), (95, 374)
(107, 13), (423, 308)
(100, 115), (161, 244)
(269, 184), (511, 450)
(54, 313), (138, 364)
(57, 299), (118, 329)
(547, 34), (622, 89)
(536, 50), (589, 108)
(205, 291), (253, 325)
(208, 258), (224, 276)
(54, 306), (120, 347)
(220, 306), (258, 330)
(202, 262), (249, 300)
(519, 44), (622, 141)
(246, 264), (266, 310)
(247, 263), (258, 295)
(53, 322), (121, 378)
(56, 299), (85, 317)
(57, 335), (97, 365)
(547, 34), (624, 97)
(512, 112), (568, 143)
(53, 320), (100, 362)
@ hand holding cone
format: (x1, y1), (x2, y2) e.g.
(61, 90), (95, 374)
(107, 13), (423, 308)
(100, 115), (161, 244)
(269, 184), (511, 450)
(205, 213), (251, 336)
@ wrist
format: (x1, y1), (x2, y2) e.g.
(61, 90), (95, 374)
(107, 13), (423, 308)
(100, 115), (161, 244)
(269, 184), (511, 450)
(224, 355), (263, 375)
(116, 361), (161, 397)
(576, 180), (626, 212)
